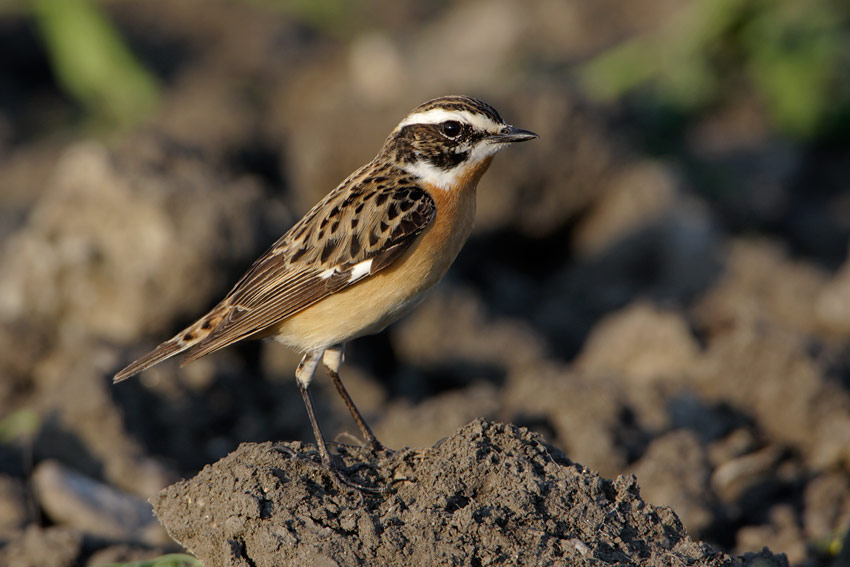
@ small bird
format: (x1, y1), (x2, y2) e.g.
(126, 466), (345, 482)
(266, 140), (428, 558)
(114, 95), (537, 486)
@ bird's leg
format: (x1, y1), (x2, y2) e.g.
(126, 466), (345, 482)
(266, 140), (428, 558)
(295, 350), (335, 466)
(323, 344), (386, 453)
(296, 349), (385, 493)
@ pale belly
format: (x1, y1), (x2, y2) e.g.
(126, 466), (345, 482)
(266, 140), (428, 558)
(270, 274), (434, 352)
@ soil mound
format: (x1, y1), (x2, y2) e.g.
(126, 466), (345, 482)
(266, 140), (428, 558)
(152, 419), (787, 567)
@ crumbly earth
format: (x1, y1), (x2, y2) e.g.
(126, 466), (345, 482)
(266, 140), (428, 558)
(2, 1), (850, 566)
(151, 419), (785, 567)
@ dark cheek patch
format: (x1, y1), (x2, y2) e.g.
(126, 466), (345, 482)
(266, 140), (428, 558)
(429, 150), (468, 170)
(391, 123), (480, 170)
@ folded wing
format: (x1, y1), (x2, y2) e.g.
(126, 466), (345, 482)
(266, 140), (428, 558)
(114, 179), (435, 382)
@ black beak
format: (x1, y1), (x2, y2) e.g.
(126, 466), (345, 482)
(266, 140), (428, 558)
(489, 125), (538, 144)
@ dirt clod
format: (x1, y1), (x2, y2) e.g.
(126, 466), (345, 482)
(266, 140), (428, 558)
(152, 419), (787, 567)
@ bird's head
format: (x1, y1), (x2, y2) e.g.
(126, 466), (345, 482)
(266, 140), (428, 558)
(383, 95), (538, 191)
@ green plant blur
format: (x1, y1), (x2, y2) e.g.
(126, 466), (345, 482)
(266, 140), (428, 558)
(31, 0), (160, 131)
(580, 0), (850, 140)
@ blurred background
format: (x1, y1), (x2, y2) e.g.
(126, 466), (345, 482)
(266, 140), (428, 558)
(1, 0), (850, 565)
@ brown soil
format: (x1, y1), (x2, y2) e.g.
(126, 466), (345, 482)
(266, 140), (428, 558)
(1, 1), (849, 566)
(152, 420), (784, 567)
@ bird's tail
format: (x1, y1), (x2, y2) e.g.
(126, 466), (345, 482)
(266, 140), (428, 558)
(113, 310), (224, 383)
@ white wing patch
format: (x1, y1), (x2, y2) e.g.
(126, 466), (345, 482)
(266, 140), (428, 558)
(349, 258), (374, 282)
(319, 258), (374, 282)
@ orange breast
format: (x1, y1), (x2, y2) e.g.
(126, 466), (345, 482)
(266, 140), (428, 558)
(272, 156), (494, 351)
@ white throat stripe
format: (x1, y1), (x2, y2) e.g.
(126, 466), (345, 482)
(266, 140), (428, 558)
(403, 161), (458, 192)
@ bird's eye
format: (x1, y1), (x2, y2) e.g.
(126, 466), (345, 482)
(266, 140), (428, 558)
(441, 121), (461, 138)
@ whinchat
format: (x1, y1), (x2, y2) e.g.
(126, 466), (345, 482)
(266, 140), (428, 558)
(114, 96), (537, 487)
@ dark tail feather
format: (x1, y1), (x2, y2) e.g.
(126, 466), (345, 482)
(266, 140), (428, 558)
(113, 338), (190, 383)
(114, 307), (230, 383)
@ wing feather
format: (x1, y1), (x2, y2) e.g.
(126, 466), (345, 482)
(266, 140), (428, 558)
(179, 176), (435, 364)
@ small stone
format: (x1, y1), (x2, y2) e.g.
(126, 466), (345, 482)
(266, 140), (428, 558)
(32, 460), (166, 544)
